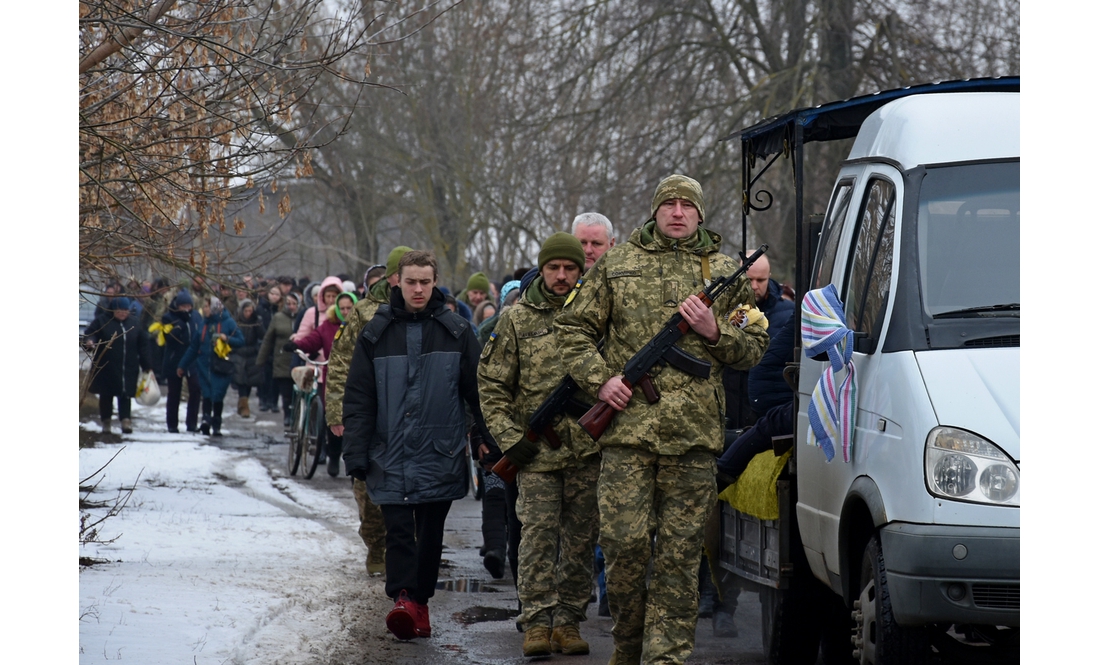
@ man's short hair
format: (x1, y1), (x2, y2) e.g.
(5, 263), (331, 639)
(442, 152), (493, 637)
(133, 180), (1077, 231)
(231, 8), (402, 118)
(398, 250), (438, 278)
(571, 212), (615, 241)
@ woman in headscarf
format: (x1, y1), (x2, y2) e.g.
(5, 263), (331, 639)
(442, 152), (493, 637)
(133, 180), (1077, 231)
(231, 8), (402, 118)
(177, 296), (245, 436)
(232, 299), (266, 418)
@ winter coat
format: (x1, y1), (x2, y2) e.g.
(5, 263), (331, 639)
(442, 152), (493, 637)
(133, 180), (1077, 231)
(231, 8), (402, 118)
(756, 278), (795, 334)
(478, 277), (598, 472)
(555, 220), (770, 456)
(178, 310), (246, 402)
(293, 306), (343, 390)
(292, 276), (344, 349)
(160, 293), (202, 378)
(84, 311), (151, 397)
(342, 288), (489, 505)
(233, 309), (266, 388)
(748, 305), (798, 415)
(256, 310), (297, 379)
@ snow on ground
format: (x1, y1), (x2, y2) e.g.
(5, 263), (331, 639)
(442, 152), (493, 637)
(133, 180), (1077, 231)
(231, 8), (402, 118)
(79, 400), (371, 664)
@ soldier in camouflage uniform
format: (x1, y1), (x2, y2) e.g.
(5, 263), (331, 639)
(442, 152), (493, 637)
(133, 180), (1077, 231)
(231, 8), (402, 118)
(327, 246), (413, 575)
(555, 175), (770, 665)
(478, 233), (599, 658)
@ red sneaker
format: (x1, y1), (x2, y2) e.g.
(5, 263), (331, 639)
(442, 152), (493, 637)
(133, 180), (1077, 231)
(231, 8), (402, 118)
(385, 591), (418, 640)
(414, 601), (431, 638)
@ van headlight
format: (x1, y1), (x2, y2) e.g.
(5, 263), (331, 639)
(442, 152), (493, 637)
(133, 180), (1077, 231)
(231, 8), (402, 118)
(925, 427), (1019, 506)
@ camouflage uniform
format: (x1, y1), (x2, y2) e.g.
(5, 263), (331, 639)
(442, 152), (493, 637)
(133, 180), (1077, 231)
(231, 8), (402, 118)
(327, 278), (390, 562)
(555, 220), (769, 664)
(478, 277), (600, 630)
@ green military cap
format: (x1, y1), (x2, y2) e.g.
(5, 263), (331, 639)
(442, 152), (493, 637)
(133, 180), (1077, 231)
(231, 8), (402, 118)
(386, 246), (414, 277)
(538, 232), (585, 271)
(466, 272), (491, 293)
(651, 174), (705, 223)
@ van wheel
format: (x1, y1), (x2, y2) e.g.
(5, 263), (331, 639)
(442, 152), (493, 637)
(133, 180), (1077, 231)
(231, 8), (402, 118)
(853, 535), (930, 664)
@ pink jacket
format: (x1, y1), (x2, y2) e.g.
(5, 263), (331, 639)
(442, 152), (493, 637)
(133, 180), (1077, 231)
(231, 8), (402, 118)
(295, 310), (342, 388)
(291, 275), (344, 349)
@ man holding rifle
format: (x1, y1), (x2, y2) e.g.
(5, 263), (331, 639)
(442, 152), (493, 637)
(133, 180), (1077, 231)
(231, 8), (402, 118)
(478, 232), (600, 658)
(555, 175), (770, 665)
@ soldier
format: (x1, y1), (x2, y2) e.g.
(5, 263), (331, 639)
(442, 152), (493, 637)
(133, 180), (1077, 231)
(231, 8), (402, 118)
(555, 174), (770, 665)
(478, 233), (598, 658)
(326, 245), (412, 575)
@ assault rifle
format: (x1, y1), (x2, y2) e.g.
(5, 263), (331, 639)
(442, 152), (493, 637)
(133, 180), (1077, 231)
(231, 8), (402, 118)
(490, 375), (592, 483)
(577, 244), (769, 441)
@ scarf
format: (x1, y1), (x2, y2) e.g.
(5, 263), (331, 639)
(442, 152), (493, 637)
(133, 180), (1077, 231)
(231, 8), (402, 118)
(801, 285), (857, 463)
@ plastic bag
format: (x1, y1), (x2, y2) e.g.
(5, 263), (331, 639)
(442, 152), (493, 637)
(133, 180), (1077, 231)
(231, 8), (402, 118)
(136, 370), (162, 406)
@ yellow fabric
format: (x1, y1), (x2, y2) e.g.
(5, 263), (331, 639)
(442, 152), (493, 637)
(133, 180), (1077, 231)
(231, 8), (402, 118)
(727, 304), (768, 331)
(717, 449), (791, 521)
(214, 337), (232, 359)
(147, 322), (173, 347)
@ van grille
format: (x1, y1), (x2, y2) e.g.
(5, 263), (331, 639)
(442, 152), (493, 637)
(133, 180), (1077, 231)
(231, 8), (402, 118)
(972, 583), (1020, 609)
(964, 335), (1019, 348)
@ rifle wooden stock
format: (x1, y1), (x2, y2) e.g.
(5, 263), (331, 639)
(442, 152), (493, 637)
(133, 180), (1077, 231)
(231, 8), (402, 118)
(491, 456), (519, 484)
(578, 400), (616, 441)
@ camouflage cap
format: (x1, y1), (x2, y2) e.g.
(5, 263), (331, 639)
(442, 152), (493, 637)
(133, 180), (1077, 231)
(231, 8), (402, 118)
(651, 174), (705, 222)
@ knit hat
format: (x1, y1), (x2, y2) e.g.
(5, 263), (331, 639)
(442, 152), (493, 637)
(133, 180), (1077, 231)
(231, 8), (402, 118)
(208, 296), (224, 316)
(465, 272), (491, 293)
(386, 246), (414, 277)
(238, 298), (255, 314)
(499, 280), (521, 306)
(537, 232), (585, 271)
(107, 297), (131, 312)
(650, 174), (705, 222)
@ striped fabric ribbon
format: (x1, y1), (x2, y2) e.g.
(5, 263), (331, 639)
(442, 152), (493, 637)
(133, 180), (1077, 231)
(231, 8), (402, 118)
(801, 285), (857, 463)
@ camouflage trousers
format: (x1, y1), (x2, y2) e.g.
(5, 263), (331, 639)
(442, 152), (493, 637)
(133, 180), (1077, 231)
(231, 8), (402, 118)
(599, 447), (717, 665)
(352, 478), (387, 555)
(515, 455), (600, 629)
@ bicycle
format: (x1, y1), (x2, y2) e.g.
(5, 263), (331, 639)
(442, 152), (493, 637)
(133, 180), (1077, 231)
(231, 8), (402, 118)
(286, 350), (328, 479)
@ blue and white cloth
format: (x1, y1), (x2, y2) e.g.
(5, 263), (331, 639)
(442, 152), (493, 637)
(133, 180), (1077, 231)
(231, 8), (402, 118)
(801, 285), (857, 463)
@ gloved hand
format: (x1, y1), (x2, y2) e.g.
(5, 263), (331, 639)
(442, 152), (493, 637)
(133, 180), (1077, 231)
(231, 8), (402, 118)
(282, 341), (297, 352)
(503, 437), (539, 468)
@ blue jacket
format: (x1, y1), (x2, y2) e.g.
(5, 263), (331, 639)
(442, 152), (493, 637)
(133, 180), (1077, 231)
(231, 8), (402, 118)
(748, 300), (798, 414)
(342, 288), (489, 505)
(178, 309), (245, 401)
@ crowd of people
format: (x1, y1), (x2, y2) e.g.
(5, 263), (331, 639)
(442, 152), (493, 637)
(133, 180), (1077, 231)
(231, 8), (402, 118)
(83, 173), (799, 665)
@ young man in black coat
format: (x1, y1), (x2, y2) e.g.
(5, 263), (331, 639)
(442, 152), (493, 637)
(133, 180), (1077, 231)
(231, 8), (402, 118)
(342, 250), (491, 641)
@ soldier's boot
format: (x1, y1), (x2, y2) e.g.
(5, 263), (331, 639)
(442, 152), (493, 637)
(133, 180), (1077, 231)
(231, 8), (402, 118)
(522, 625), (552, 657)
(551, 624), (590, 655)
(366, 539), (386, 577)
(237, 396), (250, 418)
(607, 646), (642, 665)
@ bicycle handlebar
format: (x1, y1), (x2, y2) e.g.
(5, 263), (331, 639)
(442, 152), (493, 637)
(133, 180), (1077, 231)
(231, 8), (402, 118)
(295, 349), (329, 366)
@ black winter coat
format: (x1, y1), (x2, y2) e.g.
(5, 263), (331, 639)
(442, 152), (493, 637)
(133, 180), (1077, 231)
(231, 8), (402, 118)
(748, 306), (798, 414)
(161, 307), (202, 377)
(342, 288), (489, 505)
(233, 311), (266, 387)
(84, 313), (151, 397)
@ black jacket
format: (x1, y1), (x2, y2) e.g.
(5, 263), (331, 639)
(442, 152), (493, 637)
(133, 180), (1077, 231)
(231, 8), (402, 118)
(84, 313), (151, 397)
(747, 306), (798, 414)
(342, 288), (489, 505)
(233, 311), (266, 387)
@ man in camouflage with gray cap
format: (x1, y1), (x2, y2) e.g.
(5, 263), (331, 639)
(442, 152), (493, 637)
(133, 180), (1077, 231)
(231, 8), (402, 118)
(326, 245), (413, 575)
(555, 175), (769, 665)
(478, 232), (599, 658)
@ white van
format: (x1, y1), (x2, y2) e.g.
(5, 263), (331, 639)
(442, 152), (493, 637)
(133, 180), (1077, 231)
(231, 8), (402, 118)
(721, 78), (1019, 664)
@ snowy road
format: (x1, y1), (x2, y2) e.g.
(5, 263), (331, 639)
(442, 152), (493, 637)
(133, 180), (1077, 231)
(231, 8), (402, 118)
(78, 396), (768, 664)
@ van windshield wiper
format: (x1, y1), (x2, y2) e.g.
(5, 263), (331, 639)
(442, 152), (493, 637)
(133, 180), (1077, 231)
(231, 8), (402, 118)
(932, 303), (1020, 318)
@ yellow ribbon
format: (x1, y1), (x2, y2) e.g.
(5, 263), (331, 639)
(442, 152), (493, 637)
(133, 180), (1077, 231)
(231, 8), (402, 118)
(728, 304), (768, 331)
(147, 322), (173, 347)
(214, 337), (232, 359)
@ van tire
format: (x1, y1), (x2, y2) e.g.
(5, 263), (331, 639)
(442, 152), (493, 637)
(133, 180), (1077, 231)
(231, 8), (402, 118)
(761, 581), (820, 665)
(854, 535), (930, 664)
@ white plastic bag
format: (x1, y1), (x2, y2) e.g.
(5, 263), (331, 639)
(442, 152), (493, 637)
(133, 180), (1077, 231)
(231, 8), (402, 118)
(136, 370), (162, 406)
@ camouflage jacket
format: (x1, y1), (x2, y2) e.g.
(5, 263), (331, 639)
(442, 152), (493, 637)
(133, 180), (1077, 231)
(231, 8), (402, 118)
(325, 279), (390, 426)
(478, 277), (598, 472)
(554, 220), (770, 456)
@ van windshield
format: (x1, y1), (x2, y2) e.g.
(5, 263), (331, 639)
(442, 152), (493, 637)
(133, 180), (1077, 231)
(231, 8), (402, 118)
(916, 161), (1019, 318)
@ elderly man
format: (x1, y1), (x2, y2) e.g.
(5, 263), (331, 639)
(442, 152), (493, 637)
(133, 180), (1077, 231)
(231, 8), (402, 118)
(571, 212), (616, 271)
(556, 174), (769, 665)
(479, 232), (598, 658)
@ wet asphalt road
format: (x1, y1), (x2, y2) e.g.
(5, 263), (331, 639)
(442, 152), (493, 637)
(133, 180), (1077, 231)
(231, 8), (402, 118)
(213, 400), (770, 664)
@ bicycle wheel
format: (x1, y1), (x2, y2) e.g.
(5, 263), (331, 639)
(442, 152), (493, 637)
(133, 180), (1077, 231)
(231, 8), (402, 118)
(286, 390), (303, 475)
(301, 395), (325, 479)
